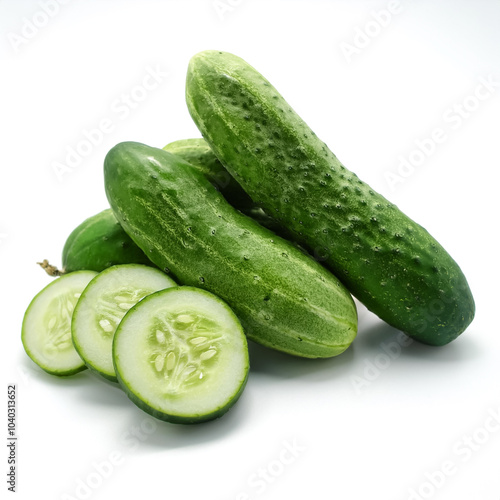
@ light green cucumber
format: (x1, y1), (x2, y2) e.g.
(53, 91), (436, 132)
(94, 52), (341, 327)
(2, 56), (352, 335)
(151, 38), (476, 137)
(104, 141), (357, 358)
(71, 264), (176, 381)
(113, 286), (249, 424)
(22, 271), (97, 376)
(185, 50), (475, 346)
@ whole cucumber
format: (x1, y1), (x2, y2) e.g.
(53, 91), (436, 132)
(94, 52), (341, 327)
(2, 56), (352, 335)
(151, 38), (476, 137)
(62, 209), (151, 273)
(42, 141), (283, 279)
(104, 141), (357, 358)
(185, 50), (475, 346)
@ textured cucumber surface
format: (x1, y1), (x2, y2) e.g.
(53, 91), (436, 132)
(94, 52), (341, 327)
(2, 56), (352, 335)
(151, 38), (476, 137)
(113, 286), (249, 424)
(71, 264), (176, 382)
(185, 50), (475, 346)
(104, 141), (357, 358)
(164, 138), (254, 209)
(164, 138), (295, 237)
(62, 209), (151, 273)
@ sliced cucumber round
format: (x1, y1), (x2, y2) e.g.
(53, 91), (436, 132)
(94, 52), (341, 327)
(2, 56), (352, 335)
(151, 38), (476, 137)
(72, 264), (176, 382)
(113, 286), (249, 424)
(22, 271), (98, 376)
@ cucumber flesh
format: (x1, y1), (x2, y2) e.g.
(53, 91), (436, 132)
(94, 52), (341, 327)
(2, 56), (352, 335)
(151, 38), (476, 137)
(113, 286), (249, 424)
(22, 271), (98, 376)
(71, 265), (176, 382)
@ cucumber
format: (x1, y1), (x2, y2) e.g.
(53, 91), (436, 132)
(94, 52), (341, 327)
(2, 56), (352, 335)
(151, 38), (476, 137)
(113, 286), (249, 424)
(185, 50), (475, 346)
(61, 209), (152, 273)
(104, 141), (357, 358)
(72, 264), (176, 381)
(164, 138), (291, 237)
(39, 144), (281, 279)
(164, 138), (254, 209)
(21, 271), (97, 376)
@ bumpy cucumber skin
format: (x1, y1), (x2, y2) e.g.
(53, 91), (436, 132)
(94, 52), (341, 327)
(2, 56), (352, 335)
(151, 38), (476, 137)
(164, 139), (296, 237)
(113, 286), (249, 424)
(104, 142), (357, 358)
(164, 138), (254, 210)
(239, 206), (291, 236)
(185, 50), (475, 346)
(62, 209), (151, 273)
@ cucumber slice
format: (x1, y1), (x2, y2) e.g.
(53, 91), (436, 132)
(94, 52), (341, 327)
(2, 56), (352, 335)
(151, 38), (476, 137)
(72, 264), (176, 382)
(113, 286), (249, 424)
(22, 271), (98, 376)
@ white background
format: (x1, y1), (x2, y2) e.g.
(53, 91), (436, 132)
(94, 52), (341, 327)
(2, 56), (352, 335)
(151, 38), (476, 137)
(1, 1), (499, 499)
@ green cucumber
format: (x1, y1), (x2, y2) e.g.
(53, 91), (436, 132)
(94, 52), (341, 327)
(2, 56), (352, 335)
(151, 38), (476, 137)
(164, 138), (254, 209)
(104, 141), (357, 358)
(165, 139), (296, 238)
(113, 286), (249, 424)
(71, 264), (176, 381)
(39, 145), (281, 279)
(238, 205), (292, 238)
(61, 209), (152, 273)
(22, 271), (97, 376)
(185, 50), (475, 346)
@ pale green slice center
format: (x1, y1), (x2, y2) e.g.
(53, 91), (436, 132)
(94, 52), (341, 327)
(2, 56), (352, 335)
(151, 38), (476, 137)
(96, 288), (152, 336)
(43, 290), (82, 355)
(147, 310), (226, 396)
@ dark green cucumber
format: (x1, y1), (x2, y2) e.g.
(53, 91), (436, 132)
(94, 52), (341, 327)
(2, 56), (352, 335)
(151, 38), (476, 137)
(62, 209), (152, 273)
(104, 141), (357, 358)
(185, 50), (475, 346)
(239, 206), (291, 237)
(164, 138), (254, 209)
(164, 138), (293, 236)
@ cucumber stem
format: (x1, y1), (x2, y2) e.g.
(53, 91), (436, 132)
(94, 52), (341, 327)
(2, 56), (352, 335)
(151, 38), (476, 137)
(37, 259), (65, 277)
